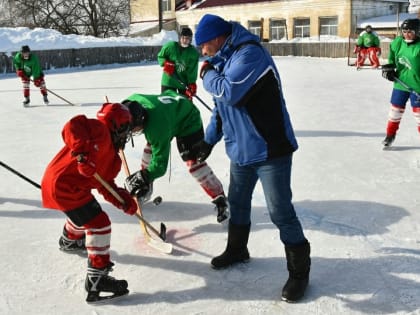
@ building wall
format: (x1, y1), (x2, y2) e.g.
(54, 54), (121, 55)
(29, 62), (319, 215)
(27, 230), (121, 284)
(174, 0), (406, 41)
(130, 0), (176, 23)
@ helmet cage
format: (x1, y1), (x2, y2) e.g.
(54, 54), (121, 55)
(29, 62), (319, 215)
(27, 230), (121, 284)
(122, 100), (147, 136)
(97, 102), (132, 149)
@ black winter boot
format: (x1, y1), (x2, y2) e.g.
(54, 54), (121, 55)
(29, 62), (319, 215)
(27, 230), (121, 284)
(211, 221), (251, 269)
(281, 241), (311, 302)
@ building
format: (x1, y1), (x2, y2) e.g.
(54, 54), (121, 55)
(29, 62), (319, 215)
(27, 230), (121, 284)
(130, 0), (410, 40)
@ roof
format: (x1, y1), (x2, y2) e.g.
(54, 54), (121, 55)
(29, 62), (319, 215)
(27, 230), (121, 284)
(176, 0), (272, 10)
(358, 13), (418, 28)
(195, 0), (271, 8)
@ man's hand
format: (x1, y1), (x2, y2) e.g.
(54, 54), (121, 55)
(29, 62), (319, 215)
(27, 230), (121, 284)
(163, 60), (175, 76)
(200, 61), (214, 79)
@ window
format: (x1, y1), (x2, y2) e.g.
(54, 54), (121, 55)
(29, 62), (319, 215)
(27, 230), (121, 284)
(248, 20), (261, 39)
(270, 19), (287, 40)
(294, 18), (310, 38)
(161, 0), (171, 12)
(319, 16), (338, 36)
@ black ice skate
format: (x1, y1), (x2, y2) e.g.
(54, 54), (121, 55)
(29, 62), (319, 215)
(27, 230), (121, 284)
(382, 134), (395, 149)
(85, 262), (129, 303)
(59, 228), (86, 252)
(212, 195), (229, 223)
(43, 94), (49, 105)
(22, 97), (30, 107)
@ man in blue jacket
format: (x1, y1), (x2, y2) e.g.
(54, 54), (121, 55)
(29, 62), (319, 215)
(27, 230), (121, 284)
(194, 14), (311, 303)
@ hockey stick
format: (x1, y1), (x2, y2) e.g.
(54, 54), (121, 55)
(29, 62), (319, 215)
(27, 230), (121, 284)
(0, 161), (41, 189)
(394, 77), (420, 100)
(93, 172), (167, 239)
(119, 151), (173, 253)
(172, 74), (213, 112)
(30, 79), (77, 106)
(46, 88), (77, 106)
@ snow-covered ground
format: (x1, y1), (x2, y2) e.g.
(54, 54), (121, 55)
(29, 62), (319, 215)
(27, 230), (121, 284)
(1, 56), (420, 315)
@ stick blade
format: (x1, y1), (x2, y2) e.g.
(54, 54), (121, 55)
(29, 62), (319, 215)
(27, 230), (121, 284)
(160, 222), (167, 241)
(147, 237), (173, 254)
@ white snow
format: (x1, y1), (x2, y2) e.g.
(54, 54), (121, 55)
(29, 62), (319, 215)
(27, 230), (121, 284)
(0, 27), (179, 54)
(1, 28), (420, 315)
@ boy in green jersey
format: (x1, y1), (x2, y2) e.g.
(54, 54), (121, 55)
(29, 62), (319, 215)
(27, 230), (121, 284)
(354, 25), (381, 68)
(157, 27), (199, 101)
(123, 90), (229, 223)
(382, 19), (420, 147)
(13, 45), (49, 106)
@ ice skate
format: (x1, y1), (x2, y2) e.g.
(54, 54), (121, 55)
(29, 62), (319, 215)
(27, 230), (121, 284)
(59, 228), (86, 252)
(22, 97), (30, 107)
(43, 94), (49, 105)
(85, 262), (129, 303)
(382, 134), (395, 149)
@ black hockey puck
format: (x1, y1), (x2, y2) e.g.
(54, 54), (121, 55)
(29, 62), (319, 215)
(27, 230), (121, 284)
(153, 196), (162, 205)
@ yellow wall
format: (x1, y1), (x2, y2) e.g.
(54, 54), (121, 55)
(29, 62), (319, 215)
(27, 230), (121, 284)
(176, 0), (353, 40)
(130, 0), (176, 23)
(131, 0), (405, 40)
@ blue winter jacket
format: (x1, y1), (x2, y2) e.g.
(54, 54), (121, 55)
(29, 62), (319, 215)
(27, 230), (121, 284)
(202, 22), (298, 166)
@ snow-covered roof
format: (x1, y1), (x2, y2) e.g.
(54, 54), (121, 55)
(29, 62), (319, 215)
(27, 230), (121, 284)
(358, 13), (418, 28)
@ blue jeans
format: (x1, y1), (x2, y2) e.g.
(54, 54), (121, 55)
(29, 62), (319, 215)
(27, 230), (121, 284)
(228, 154), (307, 246)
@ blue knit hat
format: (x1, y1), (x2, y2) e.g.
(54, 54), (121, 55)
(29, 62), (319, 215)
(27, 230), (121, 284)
(195, 14), (232, 46)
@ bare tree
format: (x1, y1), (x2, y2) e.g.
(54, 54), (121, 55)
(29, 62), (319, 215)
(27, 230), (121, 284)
(6, 0), (129, 37)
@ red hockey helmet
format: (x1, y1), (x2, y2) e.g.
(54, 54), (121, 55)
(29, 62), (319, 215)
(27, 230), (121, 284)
(97, 103), (132, 149)
(97, 102), (132, 132)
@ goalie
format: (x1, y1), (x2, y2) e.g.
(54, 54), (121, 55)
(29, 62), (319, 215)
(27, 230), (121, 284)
(354, 25), (381, 69)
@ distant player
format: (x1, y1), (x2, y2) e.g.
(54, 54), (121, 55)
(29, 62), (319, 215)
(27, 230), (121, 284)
(354, 25), (381, 69)
(13, 45), (49, 106)
(381, 19), (420, 148)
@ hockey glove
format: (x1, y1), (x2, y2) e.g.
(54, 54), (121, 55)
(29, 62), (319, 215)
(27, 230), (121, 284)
(33, 76), (44, 87)
(200, 61), (214, 79)
(125, 170), (151, 198)
(185, 83), (197, 100)
(163, 60), (175, 76)
(97, 184), (136, 215)
(193, 140), (214, 163)
(116, 188), (137, 215)
(76, 153), (96, 177)
(16, 69), (26, 78)
(382, 64), (397, 82)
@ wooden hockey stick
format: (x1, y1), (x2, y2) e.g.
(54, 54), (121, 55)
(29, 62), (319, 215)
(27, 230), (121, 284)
(30, 79), (77, 106)
(118, 150), (167, 238)
(93, 172), (172, 254)
(102, 96), (171, 253)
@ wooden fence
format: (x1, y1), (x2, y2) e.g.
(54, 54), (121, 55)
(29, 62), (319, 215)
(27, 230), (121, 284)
(0, 41), (390, 74)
